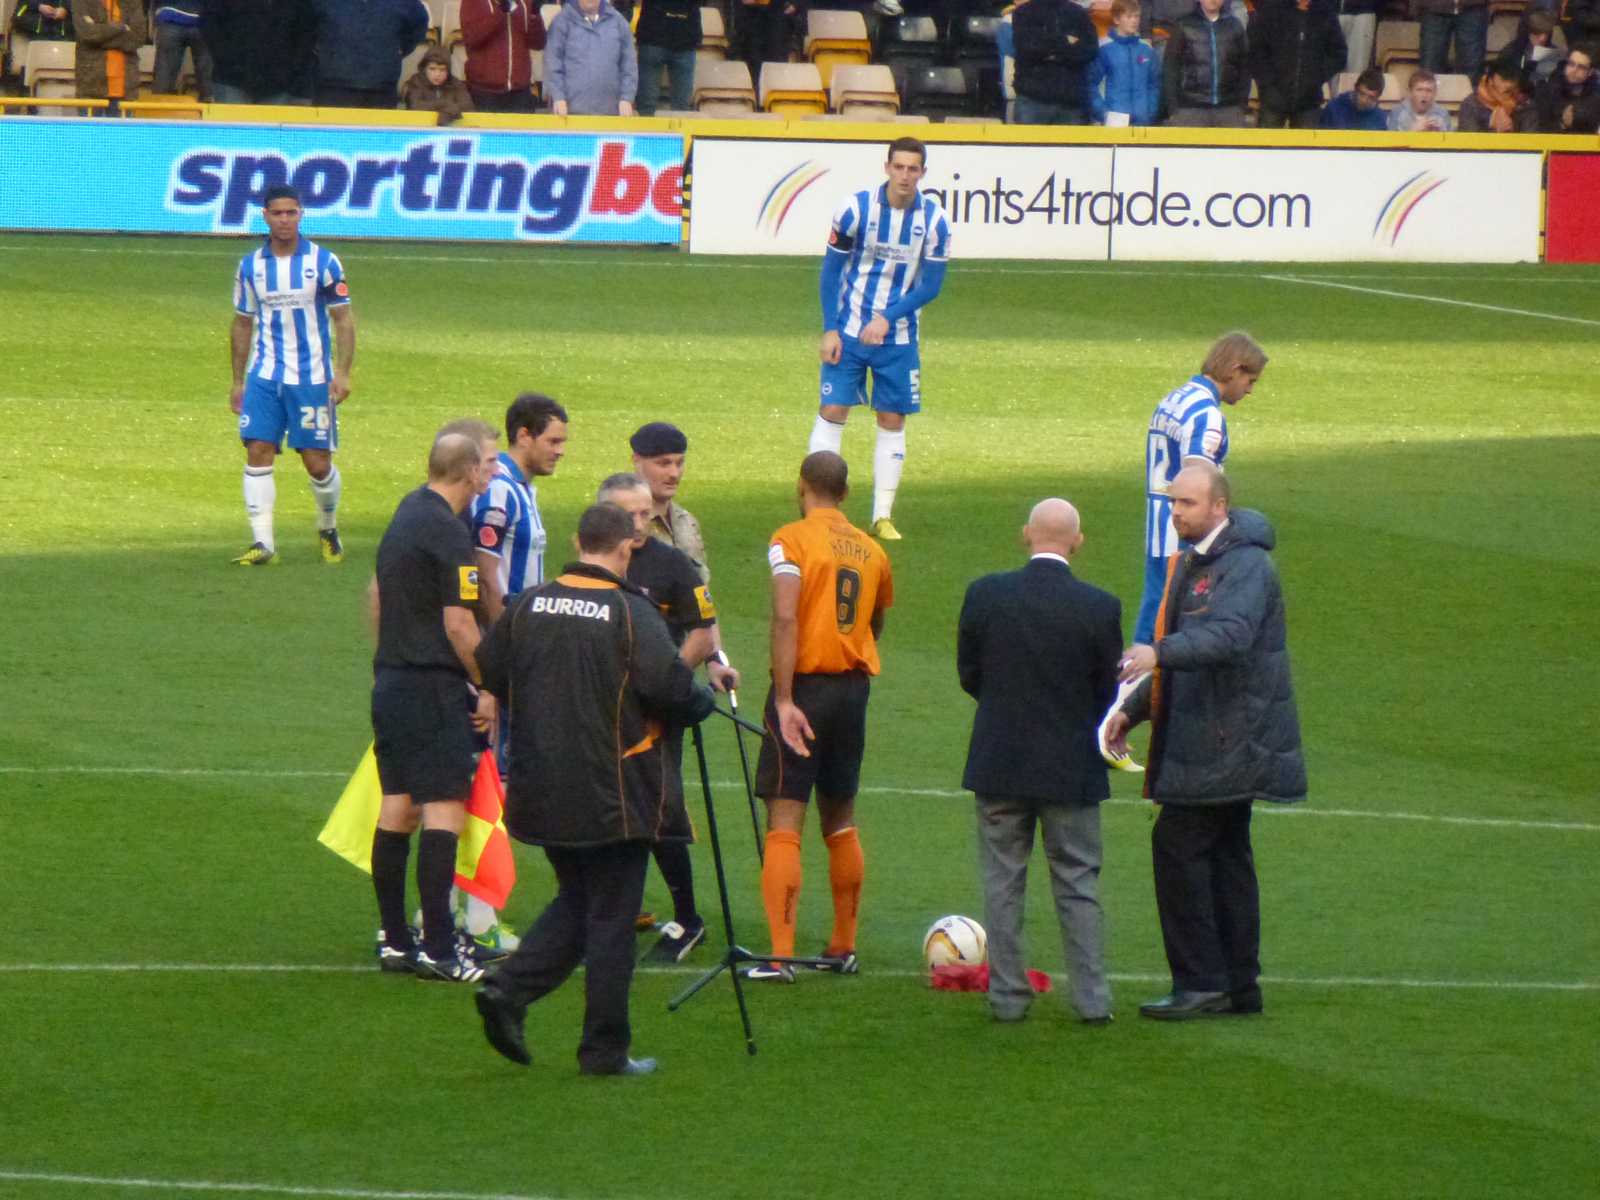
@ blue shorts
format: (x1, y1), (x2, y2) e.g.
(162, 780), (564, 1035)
(820, 334), (922, 415)
(239, 376), (338, 452)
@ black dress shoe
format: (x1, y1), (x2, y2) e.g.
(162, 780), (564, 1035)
(475, 987), (531, 1066)
(1227, 990), (1263, 1015)
(580, 1056), (658, 1077)
(1138, 990), (1231, 1020)
(1080, 1013), (1115, 1026)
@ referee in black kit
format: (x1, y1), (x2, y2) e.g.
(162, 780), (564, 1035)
(598, 472), (739, 963)
(473, 502), (716, 1077)
(369, 427), (500, 984)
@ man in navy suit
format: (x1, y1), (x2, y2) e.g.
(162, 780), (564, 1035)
(957, 498), (1123, 1024)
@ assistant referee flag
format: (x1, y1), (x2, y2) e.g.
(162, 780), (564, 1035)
(317, 746), (516, 909)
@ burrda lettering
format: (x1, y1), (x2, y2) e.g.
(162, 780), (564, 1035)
(530, 595), (613, 621)
(167, 138), (682, 237)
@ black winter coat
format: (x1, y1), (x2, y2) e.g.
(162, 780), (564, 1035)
(1012, 0), (1101, 107)
(957, 557), (1122, 806)
(1163, 9), (1250, 111)
(1123, 510), (1307, 806)
(477, 563), (715, 849)
(203, 0), (319, 98)
(1249, 0), (1347, 114)
(635, 0), (701, 52)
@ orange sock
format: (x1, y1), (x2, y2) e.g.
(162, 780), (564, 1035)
(761, 830), (802, 960)
(824, 826), (864, 954)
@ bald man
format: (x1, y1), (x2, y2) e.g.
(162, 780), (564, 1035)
(957, 499), (1123, 1024)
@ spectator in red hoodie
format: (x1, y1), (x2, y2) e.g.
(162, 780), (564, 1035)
(461, 0), (548, 112)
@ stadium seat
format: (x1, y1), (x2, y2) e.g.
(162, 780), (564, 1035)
(692, 58), (757, 111)
(1433, 72), (1473, 113)
(442, 0), (463, 45)
(956, 16), (1003, 117)
(760, 61), (827, 114)
(1375, 20), (1421, 71)
(1486, 12), (1518, 54)
(399, 41), (431, 93)
(830, 63), (899, 114)
(530, 48), (543, 96)
(806, 10), (872, 89)
(701, 6), (729, 55)
(25, 39), (75, 98)
(541, 3), (561, 34)
(137, 43), (155, 90)
(903, 64), (971, 118)
(877, 16), (941, 72)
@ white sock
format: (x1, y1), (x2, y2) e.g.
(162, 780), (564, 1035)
(243, 465), (276, 550)
(464, 893), (498, 936)
(309, 464), (341, 532)
(872, 427), (906, 523)
(809, 414), (845, 455)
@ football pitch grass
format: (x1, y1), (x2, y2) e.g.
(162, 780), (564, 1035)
(1, 234), (1596, 1200)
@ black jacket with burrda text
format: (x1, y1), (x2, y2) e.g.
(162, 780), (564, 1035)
(476, 561), (715, 849)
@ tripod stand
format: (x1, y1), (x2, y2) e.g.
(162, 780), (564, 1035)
(667, 707), (838, 1055)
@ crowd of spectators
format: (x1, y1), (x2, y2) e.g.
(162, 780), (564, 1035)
(4, 0), (1598, 132)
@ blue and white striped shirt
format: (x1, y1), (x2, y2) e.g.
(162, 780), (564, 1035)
(1144, 375), (1229, 558)
(233, 237), (349, 387)
(825, 184), (952, 345)
(470, 453), (545, 600)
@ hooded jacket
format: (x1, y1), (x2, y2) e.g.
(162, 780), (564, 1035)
(1122, 509), (1307, 807)
(312, 0), (429, 93)
(1163, 6), (1250, 111)
(1318, 87), (1387, 128)
(476, 563), (715, 849)
(1248, 0), (1347, 115)
(202, 0), (318, 98)
(1089, 29), (1163, 124)
(460, 0), (547, 95)
(544, 0), (638, 114)
(399, 44), (476, 118)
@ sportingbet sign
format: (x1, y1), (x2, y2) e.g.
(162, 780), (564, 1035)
(688, 137), (1541, 263)
(0, 118), (682, 243)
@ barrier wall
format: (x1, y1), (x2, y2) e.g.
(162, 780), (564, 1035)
(689, 136), (1544, 262)
(0, 118), (683, 244)
(1, 113), (1597, 261)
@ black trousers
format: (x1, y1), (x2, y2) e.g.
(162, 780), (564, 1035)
(492, 841), (650, 1072)
(1151, 801), (1260, 997)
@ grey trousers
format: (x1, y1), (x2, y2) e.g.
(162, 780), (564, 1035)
(976, 794), (1111, 1021)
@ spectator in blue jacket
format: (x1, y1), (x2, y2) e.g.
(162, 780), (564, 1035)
(545, 0), (638, 116)
(1090, 0), (1163, 124)
(1318, 64), (1387, 128)
(312, 0), (429, 109)
(151, 3), (213, 99)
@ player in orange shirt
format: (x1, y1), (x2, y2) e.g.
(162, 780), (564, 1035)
(748, 451), (893, 982)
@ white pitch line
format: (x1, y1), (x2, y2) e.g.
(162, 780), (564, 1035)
(0, 962), (1593, 991)
(1, 765), (1592, 833)
(0, 1171), (560, 1200)
(1, 242), (1590, 287)
(1260, 273), (1600, 327)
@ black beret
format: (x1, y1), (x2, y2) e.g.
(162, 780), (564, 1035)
(630, 422), (688, 456)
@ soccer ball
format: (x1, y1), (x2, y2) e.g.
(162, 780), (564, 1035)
(923, 915), (987, 969)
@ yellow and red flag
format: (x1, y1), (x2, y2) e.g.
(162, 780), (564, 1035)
(317, 746), (517, 910)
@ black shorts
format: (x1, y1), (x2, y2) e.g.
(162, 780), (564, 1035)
(754, 672), (870, 803)
(371, 668), (479, 805)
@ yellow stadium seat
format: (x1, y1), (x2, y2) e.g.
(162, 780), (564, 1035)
(760, 61), (826, 115)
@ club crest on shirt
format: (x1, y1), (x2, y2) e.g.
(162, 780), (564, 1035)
(478, 525), (499, 549)
(334, 281), (349, 297)
(1192, 576), (1211, 597)
(459, 566), (480, 601)
(694, 585), (716, 620)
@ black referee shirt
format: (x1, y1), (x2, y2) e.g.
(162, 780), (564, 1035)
(626, 537), (714, 648)
(374, 485), (480, 674)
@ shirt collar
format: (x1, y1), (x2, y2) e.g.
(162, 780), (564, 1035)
(876, 182), (920, 212)
(497, 451), (528, 485)
(1030, 552), (1070, 567)
(1190, 374), (1222, 401)
(1193, 518), (1230, 556)
(262, 236), (310, 256)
